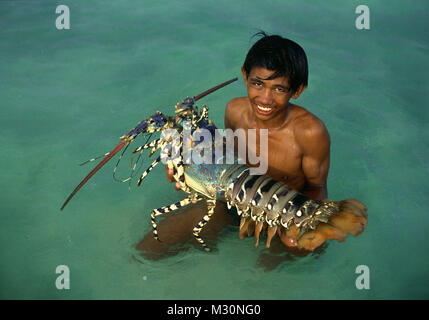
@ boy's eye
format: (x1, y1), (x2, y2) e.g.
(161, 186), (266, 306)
(251, 81), (262, 87)
(275, 87), (290, 93)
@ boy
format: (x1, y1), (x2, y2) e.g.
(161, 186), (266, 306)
(139, 32), (331, 257)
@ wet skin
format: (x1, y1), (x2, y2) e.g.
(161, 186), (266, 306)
(227, 66), (330, 199)
(139, 66), (331, 258)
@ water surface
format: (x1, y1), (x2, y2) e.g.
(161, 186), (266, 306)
(1, 0), (428, 299)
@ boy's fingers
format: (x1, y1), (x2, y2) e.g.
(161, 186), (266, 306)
(165, 165), (184, 192)
(165, 164), (175, 182)
(167, 170), (175, 182)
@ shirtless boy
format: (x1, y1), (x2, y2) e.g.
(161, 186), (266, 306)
(138, 33), (331, 257)
(225, 34), (330, 201)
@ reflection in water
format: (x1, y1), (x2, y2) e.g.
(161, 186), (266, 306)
(135, 200), (235, 260)
(256, 242), (329, 272)
(134, 199), (329, 272)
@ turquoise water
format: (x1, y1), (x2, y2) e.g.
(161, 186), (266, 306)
(1, 0), (428, 299)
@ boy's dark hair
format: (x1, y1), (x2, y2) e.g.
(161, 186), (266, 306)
(243, 31), (308, 93)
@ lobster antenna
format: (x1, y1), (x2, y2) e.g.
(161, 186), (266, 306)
(194, 78), (238, 101)
(60, 77), (238, 211)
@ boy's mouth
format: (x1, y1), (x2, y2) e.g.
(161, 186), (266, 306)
(256, 104), (274, 115)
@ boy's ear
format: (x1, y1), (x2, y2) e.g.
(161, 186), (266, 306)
(241, 67), (248, 86)
(292, 84), (307, 99)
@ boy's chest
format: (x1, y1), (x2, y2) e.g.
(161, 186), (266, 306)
(238, 126), (305, 186)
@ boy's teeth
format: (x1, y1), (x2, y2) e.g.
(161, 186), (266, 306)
(258, 105), (272, 111)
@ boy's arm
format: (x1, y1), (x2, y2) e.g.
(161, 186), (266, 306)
(296, 119), (331, 200)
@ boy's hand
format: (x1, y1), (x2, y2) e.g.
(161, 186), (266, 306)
(165, 164), (182, 191)
(165, 164), (199, 204)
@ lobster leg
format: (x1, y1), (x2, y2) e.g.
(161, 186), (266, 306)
(134, 139), (172, 186)
(132, 139), (160, 154)
(150, 196), (201, 241)
(137, 156), (162, 186)
(123, 139), (159, 186)
(193, 198), (217, 252)
(167, 138), (192, 193)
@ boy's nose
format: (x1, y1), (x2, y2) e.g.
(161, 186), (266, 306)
(259, 88), (273, 105)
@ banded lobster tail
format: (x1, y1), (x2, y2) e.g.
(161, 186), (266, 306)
(159, 159), (367, 252)
(219, 164), (367, 251)
(61, 77), (368, 253)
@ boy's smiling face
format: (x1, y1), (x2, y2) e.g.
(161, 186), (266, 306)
(242, 66), (304, 125)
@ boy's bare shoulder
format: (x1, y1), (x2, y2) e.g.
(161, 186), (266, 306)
(225, 97), (249, 129)
(291, 104), (330, 145)
(226, 97), (248, 111)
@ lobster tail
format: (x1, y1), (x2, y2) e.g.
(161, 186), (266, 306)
(291, 199), (368, 251)
(328, 199), (368, 236)
(218, 165), (368, 252)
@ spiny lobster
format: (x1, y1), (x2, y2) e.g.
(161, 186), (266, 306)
(61, 78), (368, 252)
